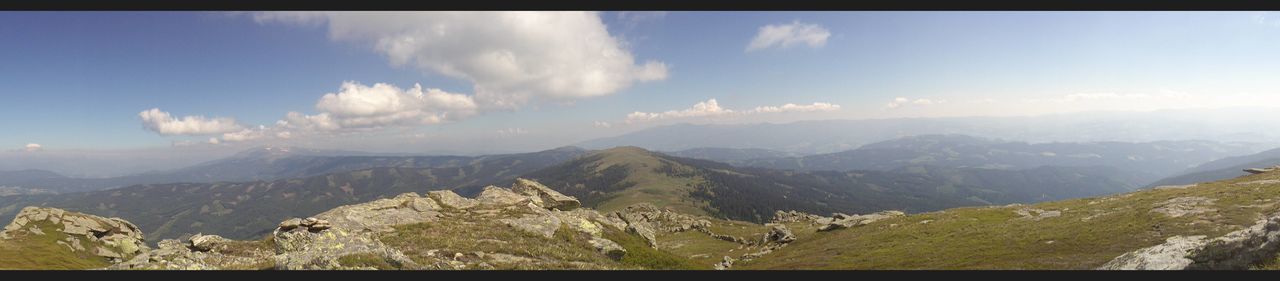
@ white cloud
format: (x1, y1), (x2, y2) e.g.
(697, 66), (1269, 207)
(220, 126), (268, 142)
(138, 108), (245, 136)
(885, 97), (945, 109)
(593, 121), (612, 128)
(207, 138), (221, 145)
(616, 11), (668, 29)
(749, 102), (841, 113)
(496, 128), (528, 137)
(746, 20), (831, 52)
(626, 99), (735, 124)
(623, 99), (841, 124)
(310, 81), (477, 129)
(253, 11), (668, 109)
(22, 143), (43, 152)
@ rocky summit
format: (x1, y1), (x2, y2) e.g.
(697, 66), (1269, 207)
(0, 207), (148, 266)
(48, 178), (711, 270)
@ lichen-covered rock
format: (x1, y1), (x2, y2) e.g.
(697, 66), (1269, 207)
(1244, 166), (1279, 174)
(626, 222), (658, 248)
(512, 178), (580, 211)
(817, 210), (905, 231)
(771, 210), (825, 224)
(428, 190), (478, 210)
(272, 224), (419, 270)
(1, 207), (149, 261)
(500, 214), (563, 239)
(764, 223), (796, 244)
(1100, 212), (1280, 270)
(111, 237), (276, 270)
(588, 237), (627, 261)
(312, 192), (442, 233)
(476, 186), (533, 207)
(188, 233), (230, 252)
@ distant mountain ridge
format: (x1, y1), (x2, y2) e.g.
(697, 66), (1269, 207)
(0, 146), (588, 194)
(0, 146), (591, 241)
(722, 134), (1259, 187)
(1147, 147), (1280, 187)
(578, 110), (1280, 154)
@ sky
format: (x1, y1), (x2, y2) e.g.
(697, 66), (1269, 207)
(4, 11), (1280, 156)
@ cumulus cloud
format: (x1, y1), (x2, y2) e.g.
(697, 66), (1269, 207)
(623, 99), (841, 124)
(138, 108), (245, 136)
(593, 121), (612, 128)
(749, 102), (841, 113)
(311, 81), (476, 128)
(746, 20), (831, 52)
(885, 97), (945, 109)
(252, 11), (668, 109)
(23, 143), (43, 152)
(626, 99), (735, 123)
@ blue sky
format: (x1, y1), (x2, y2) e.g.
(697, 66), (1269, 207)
(3, 11), (1280, 152)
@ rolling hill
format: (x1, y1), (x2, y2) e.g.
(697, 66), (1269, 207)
(1148, 147), (1280, 188)
(521, 146), (1141, 223)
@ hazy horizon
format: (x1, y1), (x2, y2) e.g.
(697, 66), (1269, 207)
(6, 11), (1280, 176)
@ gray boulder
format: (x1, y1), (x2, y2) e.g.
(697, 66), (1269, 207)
(512, 178), (580, 211)
(428, 190), (478, 210)
(764, 223), (796, 244)
(476, 185), (533, 207)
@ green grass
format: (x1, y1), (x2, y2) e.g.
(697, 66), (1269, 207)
(601, 226), (701, 270)
(376, 213), (619, 269)
(737, 171), (1280, 269)
(655, 231), (742, 268)
(0, 221), (113, 270)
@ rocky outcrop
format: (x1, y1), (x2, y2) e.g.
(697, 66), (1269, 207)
(16, 179), (648, 270)
(1013, 208), (1062, 221)
(714, 256), (734, 270)
(312, 192), (441, 233)
(428, 190), (478, 210)
(477, 186), (533, 207)
(512, 178), (581, 211)
(816, 210), (905, 231)
(771, 210), (825, 224)
(500, 214), (563, 239)
(611, 203), (715, 248)
(112, 236), (275, 270)
(763, 223), (796, 244)
(1244, 166), (1280, 174)
(1, 207), (148, 262)
(272, 220), (422, 270)
(188, 233), (230, 252)
(1099, 212), (1280, 270)
(589, 237), (627, 261)
(1150, 197), (1215, 218)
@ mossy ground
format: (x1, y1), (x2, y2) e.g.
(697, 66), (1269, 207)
(739, 171), (1280, 269)
(0, 220), (112, 270)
